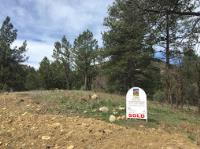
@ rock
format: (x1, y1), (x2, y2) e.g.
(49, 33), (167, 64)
(66, 130), (73, 138)
(104, 129), (112, 134)
(36, 108), (41, 111)
(116, 116), (121, 120)
(109, 115), (116, 123)
(139, 125), (144, 128)
(54, 144), (60, 149)
(92, 109), (97, 112)
(41, 136), (51, 140)
(51, 123), (61, 128)
(67, 145), (74, 149)
(118, 106), (125, 111)
(22, 112), (28, 116)
(81, 123), (89, 127)
(0, 141), (2, 145)
(121, 115), (126, 120)
(112, 111), (118, 115)
(116, 115), (126, 120)
(91, 93), (98, 99)
(99, 106), (109, 113)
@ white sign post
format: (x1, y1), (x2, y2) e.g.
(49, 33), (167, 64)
(126, 87), (147, 122)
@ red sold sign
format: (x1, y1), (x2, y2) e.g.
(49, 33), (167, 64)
(128, 114), (145, 118)
(126, 87), (147, 121)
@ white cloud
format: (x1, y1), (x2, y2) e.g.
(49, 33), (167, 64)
(0, 0), (114, 68)
(13, 40), (53, 69)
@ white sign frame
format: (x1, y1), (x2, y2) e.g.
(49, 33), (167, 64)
(126, 87), (147, 122)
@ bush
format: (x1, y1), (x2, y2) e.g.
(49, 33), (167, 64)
(153, 90), (165, 102)
(0, 84), (9, 92)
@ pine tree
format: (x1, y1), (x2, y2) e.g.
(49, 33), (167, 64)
(39, 57), (52, 89)
(73, 30), (98, 90)
(103, 0), (160, 94)
(53, 36), (72, 89)
(0, 16), (28, 90)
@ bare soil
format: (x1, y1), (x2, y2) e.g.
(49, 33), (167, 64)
(0, 93), (199, 149)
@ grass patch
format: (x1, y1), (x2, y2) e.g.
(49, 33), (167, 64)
(18, 90), (200, 142)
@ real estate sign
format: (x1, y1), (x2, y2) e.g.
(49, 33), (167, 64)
(126, 87), (147, 120)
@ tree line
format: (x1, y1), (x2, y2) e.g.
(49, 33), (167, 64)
(1, 0), (200, 112)
(0, 19), (99, 91)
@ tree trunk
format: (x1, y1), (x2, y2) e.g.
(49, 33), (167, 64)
(196, 61), (200, 114)
(166, 13), (170, 67)
(164, 14), (172, 104)
(65, 63), (70, 90)
(84, 73), (88, 90)
(198, 85), (200, 114)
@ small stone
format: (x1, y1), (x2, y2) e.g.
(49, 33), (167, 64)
(104, 129), (112, 134)
(91, 93), (98, 99)
(66, 131), (73, 138)
(113, 111), (118, 115)
(109, 115), (116, 123)
(116, 116), (125, 120)
(31, 126), (36, 130)
(121, 115), (126, 120)
(148, 143), (153, 146)
(116, 116), (121, 120)
(99, 106), (109, 113)
(0, 141), (2, 145)
(22, 112), (28, 116)
(42, 136), (51, 140)
(2, 108), (6, 110)
(92, 109), (97, 112)
(81, 123), (89, 127)
(54, 144), (60, 149)
(51, 123), (61, 128)
(67, 145), (74, 149)
(36, 108), (41, 112)
(118, 106), (125, 111)
(139, 125), (144, 128)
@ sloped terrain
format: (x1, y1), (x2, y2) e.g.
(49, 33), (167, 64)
(0, 91), (199, 149)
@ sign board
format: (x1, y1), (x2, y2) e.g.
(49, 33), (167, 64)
(126, 87), (147, 121)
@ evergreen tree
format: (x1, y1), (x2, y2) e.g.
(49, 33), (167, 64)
(0, 16), (28, 90)
(53, 36), (72, 89)
(50, 60), (66, 89)
(134, 0), (200, 66)
(103, 0), (160, 94)
(25, 66), (41, 90)
(73, 30), (98, 90)
(39, 57), (53, 89)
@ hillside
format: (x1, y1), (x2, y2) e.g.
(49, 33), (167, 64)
(0, 90), (200, 148)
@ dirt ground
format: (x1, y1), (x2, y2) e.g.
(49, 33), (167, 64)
(0, 93), (199, 149)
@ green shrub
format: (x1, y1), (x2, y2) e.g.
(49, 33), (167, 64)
(153, 90), (165, 102)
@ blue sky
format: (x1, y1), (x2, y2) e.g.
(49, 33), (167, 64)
(0, 0), (114, 68)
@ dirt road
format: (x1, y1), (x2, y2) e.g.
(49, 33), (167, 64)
(0, 93), (199, 149)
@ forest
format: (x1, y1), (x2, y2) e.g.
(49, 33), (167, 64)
(1, 0), (200, 113)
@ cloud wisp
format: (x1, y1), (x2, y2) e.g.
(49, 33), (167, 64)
(0, 0), (113, 68)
